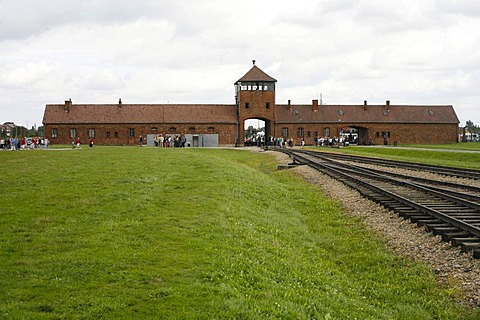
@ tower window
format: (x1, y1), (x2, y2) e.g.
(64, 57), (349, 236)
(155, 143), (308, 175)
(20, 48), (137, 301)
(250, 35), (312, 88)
(266, 102), (270, 109)
(245, 102), (249, 109)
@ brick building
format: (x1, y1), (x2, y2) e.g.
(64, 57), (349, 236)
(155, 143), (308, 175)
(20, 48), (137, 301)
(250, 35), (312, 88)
(43, 62), (459, 146)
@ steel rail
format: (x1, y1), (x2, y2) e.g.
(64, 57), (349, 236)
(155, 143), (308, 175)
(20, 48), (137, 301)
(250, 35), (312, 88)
(276, 149), (480, 253)
(319, 161), (480, 211)
(299, 149), (480, 180)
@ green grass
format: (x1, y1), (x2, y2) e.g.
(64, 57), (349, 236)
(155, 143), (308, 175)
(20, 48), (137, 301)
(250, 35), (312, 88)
(307, 144), (480, 169)
(401, 142), (480, 151)
(1, 147), (478, 319)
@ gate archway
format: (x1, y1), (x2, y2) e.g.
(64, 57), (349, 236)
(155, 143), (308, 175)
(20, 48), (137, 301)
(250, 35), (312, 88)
(243, 118), (271, 146)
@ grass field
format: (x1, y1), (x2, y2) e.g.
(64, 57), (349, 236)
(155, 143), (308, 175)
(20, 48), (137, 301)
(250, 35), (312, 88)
(1, 147), (479, 319)
(401, 142), (480, 151)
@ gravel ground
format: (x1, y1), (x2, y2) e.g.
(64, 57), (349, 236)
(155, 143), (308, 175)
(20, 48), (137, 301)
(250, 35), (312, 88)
(261, 148), (480, 309)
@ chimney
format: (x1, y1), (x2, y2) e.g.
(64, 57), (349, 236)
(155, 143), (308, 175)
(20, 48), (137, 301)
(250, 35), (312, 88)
(287, 100), (292, 112)
(386, 100), (390, 111)
(312, 99), (319, 112)
(118, 98), (122, 107)
(363, 100), (367, 111)
(64, 98), (72, 113)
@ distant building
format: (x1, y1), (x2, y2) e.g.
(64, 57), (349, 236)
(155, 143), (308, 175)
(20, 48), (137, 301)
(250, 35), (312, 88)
(43, 62), (459, 146)
(0, 122), (16, 138)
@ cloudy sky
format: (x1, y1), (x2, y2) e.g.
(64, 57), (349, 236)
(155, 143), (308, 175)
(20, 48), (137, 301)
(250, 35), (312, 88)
(1, 0), (479, 129)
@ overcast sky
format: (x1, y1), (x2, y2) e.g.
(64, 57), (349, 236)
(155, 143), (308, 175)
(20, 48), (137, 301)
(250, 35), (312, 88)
(1, 0), (479, 129)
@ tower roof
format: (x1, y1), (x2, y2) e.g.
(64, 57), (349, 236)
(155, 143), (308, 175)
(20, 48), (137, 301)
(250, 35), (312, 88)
(235, 65), (277, 84)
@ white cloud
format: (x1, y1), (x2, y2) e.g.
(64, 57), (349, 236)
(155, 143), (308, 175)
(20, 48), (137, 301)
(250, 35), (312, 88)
(435, 0), (480, 17)
(1, 0), (480, 128)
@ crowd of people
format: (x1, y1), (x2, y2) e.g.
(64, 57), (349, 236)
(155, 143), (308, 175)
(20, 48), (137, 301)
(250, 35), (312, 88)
(246, 135), (356, 148)
(0, 137), (47, 150)
(151, 134), (187, 148)
(70, 137), (94, 148)
(313, 136), (351, 147)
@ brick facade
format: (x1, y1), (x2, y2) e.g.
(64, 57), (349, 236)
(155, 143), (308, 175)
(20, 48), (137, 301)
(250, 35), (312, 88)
(43, 63), (460, 146)
(46, 123), (238, 146)
(276, 123), (458, 146)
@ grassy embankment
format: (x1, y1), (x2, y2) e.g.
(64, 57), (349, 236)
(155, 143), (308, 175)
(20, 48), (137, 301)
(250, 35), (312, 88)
(1, 147), (478, 319)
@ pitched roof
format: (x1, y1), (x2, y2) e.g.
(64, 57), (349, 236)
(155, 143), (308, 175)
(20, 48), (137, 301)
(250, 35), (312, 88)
(43, 103), (459, 126)
(43, 104), (237, 124)
(235, 65), (277, 83)
(276, 104), (459, 124)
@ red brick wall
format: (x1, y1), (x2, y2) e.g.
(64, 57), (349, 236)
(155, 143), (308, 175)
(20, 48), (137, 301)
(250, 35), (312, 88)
(45, 121), (458, 147)
(273, 123), (458, 145)
(45, 118), (458, 147)
(238, 89), (275, 143)
(45, 123), (239, 146)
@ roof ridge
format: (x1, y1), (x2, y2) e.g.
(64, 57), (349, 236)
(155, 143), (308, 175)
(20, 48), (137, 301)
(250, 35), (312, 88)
(236, 65), (277, 83)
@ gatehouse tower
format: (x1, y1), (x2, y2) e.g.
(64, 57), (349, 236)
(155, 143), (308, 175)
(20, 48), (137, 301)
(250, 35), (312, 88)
(235, 60), (277, 145)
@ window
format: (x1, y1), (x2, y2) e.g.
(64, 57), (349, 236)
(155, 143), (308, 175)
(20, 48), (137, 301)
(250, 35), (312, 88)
(114, 132), (118, 138)
(129, 128), (135, 138)
(307, 131), (311, 137)
(189, 127), (196, 133)
(151, 127), (158, 132)
(169, 127), (176, 133)
(297, 128), (304, 137)
(266, 102), (270, 109)
(264, 83), (274, 90)
(107, 132), (111, 138)
(382, 131), (391, 138)
(70, 128), (77, 138)
(208, 127), (215, 133)
(245, 102), (249, 109)
(238, 81), (274, 91)
(324, 128), (330, 137)
(282, 128), (288, 137)
(88, 128), (95, 138)
(51, 128), (58, 138)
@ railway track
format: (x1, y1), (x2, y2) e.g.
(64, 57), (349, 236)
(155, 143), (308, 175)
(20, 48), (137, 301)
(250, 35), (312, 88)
(305, 149), (480, 180)
(277, 148), (480, 259)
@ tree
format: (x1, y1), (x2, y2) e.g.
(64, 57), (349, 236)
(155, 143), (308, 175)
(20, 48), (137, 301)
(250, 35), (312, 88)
(465, 120), (480, 133)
